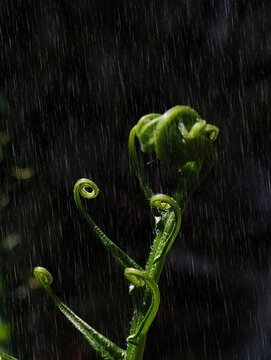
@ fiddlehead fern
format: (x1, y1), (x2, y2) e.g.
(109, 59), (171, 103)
(125, 268), (160, 345)
(75, 178), (100, 199)
(33, 267), (126, 360)
(74, 178), (142, 272)
(150, 194), (181, 264)
(130, 105), (219, 211)
(125, 106), (218, 359)
(27, 105), (218, 360)
(133, 105), (218, 169)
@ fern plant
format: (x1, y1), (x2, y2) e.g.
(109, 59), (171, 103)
(0, 105), (218, 360)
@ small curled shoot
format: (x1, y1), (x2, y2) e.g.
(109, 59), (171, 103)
(204, 124), (219, 141)
(125, 268), (160, 345)
(34, 266), (53, 286)
(74, 178), (142, 272)
(34, 267), (125, 360)
(75, 178), (99, 199)
(125, 269), (146, 288)
(0, 353), (18, 360)
(150, 194), (181, 264)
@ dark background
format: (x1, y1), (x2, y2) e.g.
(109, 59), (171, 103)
(1, 1), (271, 359)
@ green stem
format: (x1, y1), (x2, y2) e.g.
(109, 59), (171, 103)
(125, 288), (148, 360)
(124, 267), (160, 360)
(125, 193), (181, 360)
(125, 160), (216, 359)
(146, 207), (177, 280)
(125, 269), (160, 345)
(126, 197), (181, 358)
(74, 179), (142, 272)
(125, 213), (175, 359)
(150, 195), (181, 264)
(125, 333), (147, 360)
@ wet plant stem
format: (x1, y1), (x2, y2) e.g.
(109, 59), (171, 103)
(126, 213), (174, 359)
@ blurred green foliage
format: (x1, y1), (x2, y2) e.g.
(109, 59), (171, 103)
(0, 91), (11, 353)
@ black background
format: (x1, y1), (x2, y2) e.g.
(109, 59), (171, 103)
(1, 1), (271, 359)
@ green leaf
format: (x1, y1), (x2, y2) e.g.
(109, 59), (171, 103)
(34, 267), (126, 360)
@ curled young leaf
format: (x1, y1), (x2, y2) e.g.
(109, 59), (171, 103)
(150, 194), (181, 264)
(134, 105), (218, 168)
(124, 268), (160, 345)
(73, 179), (142, 272)
(33, 267), (126, 360)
